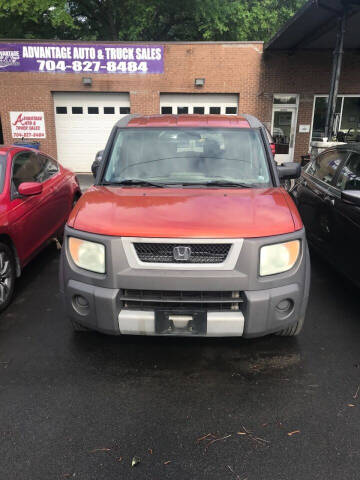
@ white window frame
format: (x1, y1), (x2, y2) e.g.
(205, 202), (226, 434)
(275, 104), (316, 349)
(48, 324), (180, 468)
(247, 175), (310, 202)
(271, 94), (299, 137)
(309, 94), (360, 148)
(272, 94), (299, 107)
(271, 94), (299, 163)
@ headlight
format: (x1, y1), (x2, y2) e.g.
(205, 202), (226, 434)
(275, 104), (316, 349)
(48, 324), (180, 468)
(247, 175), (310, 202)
(260, 240), (300, 276)
(68, 237), (105, 273)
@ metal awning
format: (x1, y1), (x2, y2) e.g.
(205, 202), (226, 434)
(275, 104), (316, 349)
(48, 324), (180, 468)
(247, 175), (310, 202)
(265, 0), (360, 51)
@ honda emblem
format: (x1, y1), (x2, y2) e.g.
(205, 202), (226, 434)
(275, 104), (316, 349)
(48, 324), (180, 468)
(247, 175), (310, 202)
(173, 246), (192, 262)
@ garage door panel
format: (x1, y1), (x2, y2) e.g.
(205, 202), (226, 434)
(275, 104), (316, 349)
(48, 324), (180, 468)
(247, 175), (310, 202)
(160, 94), (238, 116)
(54, 92), (129, 172)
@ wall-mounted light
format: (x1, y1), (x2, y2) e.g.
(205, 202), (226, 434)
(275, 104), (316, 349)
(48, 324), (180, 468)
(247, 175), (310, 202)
(195, 78), (205, 87)
(82, 77), (92, 87)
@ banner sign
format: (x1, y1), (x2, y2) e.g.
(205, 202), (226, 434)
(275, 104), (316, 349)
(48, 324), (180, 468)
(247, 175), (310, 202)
(10, 112), (46, 139)
(0, 43), (164, 74)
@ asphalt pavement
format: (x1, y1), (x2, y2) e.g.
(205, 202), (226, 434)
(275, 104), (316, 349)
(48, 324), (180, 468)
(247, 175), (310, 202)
(0, 177), (359, 480)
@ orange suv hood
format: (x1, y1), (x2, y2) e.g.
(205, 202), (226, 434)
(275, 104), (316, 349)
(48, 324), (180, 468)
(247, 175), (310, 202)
(68, 186), (302, 238)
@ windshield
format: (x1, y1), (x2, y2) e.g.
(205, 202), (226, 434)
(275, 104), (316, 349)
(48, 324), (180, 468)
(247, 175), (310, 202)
(103, 128), (271, 187)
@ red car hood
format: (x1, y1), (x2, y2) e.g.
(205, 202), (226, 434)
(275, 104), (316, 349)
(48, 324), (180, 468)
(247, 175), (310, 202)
(68, 186), (302, 238)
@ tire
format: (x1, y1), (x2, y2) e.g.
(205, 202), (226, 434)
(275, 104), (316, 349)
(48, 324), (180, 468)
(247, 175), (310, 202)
(70, 319), (89, 332)
(276, 316), (304, 337)
(72, 193), (81, 209)
(57, 194), (81, 244)
(0, 243), (16, 313)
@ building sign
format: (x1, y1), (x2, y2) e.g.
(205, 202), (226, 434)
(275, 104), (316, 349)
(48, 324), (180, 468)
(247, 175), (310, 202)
(299, 124), (310, 133)
(0, 43), (164, 74)
(10, 112), (46, 139)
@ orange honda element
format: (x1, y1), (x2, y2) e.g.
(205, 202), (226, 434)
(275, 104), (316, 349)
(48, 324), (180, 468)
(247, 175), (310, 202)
(60, 114), (309, 338)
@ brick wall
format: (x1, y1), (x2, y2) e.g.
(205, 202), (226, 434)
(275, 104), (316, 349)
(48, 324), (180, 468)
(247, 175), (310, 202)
(0, 41), (359, 163)
(262, 50), (360, 161)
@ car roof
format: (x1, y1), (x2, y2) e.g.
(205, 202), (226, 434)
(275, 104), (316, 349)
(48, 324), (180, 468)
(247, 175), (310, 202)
(333, 142), (360, 153)
(0, 145), (45, 155)
(115, 114), (253, 129)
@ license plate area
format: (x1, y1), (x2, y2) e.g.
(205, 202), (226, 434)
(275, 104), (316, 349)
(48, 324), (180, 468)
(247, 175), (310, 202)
(155, 310), (207, 335)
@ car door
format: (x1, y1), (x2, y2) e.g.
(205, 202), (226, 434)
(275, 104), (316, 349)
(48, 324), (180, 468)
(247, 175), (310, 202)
(328, 151), (360, 282)
(37, 154), (71, 234)
(295, 148), (348, 255)
(8, 150), (55, 264)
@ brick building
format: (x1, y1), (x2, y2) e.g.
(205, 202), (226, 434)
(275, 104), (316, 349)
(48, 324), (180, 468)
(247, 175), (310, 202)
(0, 2), (359, 172)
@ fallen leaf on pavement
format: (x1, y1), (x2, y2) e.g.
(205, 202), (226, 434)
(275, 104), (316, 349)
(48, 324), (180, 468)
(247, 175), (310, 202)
(90, 448), (111, 453)
(288, 430), (300, 436)
(205, 434), (232, 451)
(164, 461), (171, 465)
(353, 385), (360, 399)
(237, 431), (247, 435)
(117, 457), (123, 462)
(148, 449), (153, 454)
(348, 404), (355, 407)
(131, 456), (141, 467)
(197, 433), (213, 443)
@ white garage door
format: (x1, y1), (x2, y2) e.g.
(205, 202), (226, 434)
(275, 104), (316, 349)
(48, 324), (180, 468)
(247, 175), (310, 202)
(160, 94), (238, 115)
(53, 92), (130, 172)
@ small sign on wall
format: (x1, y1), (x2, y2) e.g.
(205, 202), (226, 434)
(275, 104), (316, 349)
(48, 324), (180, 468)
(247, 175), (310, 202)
(299, 124), (310, 133)
(10, 111), (46, 138)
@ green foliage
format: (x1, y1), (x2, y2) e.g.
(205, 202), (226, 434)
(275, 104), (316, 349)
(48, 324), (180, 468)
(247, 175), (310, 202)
(0, 0), (76, 38)
(0, 0), (307, 41)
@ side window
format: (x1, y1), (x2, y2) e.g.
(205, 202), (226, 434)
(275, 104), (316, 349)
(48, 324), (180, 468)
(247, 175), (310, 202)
(38, 154), (59, 182)
(12, 151), (42, 189)
(336, 153), (360, 191)
(0, 154), (7, 193)
(311, 150), (348, 185)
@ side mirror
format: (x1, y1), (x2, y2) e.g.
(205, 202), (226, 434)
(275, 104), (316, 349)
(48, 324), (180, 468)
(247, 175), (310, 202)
(341, 190), (360, 206)
(91, 159), (101, 178)
(277, 162), (301, 180)
(18, 182), (43, 196)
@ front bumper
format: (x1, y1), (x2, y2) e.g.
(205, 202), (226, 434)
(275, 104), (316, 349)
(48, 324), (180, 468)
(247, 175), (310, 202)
(59, 227), (310, 338)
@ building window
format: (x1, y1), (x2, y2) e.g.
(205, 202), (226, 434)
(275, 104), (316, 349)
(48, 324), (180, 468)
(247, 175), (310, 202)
(273, 95), (297, 105)
(72, 107), (83, 114)
(177, 107), (188, 114)
(210, 107), (221, 114)
(56, 106), (67, 114)
(225, 107), (237, 115)
(193, 107), (205, 114)
(120, 107), (130, 114)
(88, 107), (99, 114)
(310, 96), (360, 141)
(104, 107), (115, 114)
(339, 97), (360, 142)
(161, 106), (172, 114)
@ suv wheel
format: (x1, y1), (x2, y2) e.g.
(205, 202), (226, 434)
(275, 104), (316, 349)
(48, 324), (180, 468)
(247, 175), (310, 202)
(70, 319), (89, 332)
(0, 243), (16, 312)
(276, 316), (304, 336)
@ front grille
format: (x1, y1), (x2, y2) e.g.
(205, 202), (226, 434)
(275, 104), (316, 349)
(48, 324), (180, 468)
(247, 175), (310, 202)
(133, 243), (231, 263)
(120, 289), (243, 312)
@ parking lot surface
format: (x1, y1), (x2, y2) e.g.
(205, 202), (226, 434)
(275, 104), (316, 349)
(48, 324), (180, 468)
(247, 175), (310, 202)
(0, 178), (359, 480)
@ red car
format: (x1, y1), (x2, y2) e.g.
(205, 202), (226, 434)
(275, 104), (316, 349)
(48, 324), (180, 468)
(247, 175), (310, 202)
(0, 146), (81, 311)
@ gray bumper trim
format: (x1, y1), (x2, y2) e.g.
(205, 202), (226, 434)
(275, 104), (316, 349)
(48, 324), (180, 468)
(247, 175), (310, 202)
(118, 310), (244, 336)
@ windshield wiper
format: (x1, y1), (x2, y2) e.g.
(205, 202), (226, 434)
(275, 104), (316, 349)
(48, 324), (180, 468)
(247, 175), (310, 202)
(198, 180), (253, 188)
(103, 179), (165, 188)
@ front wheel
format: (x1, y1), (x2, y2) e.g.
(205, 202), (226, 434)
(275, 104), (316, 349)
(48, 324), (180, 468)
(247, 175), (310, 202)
(0, 243), (16, 312)
(276, 316), (304, 336)
(70, 319), (89, 332)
